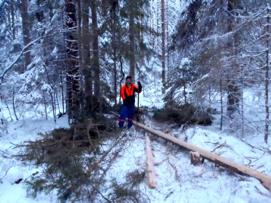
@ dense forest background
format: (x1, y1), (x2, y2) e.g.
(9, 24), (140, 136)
(1, 0), (269, 141)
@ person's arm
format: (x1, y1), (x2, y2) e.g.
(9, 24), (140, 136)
(134, 81), (142, 93)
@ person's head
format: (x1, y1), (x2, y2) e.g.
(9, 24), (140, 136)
(126, 76), (132, 85)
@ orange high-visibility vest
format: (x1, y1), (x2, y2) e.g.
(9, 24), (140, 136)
(120, 83), (139, 101)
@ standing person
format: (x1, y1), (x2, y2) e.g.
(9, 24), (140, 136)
(119, 76), (142, 128)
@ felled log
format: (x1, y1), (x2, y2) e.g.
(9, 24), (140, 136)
(132, 120), (271, 192)
(145, 135), (156, 188)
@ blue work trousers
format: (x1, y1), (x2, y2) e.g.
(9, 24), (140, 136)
(118, 105), (135, 128)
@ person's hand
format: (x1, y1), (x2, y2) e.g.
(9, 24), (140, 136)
(137, 81), (142, 91)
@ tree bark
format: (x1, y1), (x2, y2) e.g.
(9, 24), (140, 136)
(128, 2), (136, 79)
(264, 6), (270, 143)
(161, 0), (166, 92)
(10, 1), (16, 39)
(65, 0), (80, 123)
(19, 0), (31, 70)
(82, 0), (92, 115)
(220, 78), (223, 130)
(226, 0), (240, 119)
(90, 0), (100, 98)
(111, 1), (118, 106)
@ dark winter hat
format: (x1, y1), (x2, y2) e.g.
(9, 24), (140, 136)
(126, 75), (132, 80)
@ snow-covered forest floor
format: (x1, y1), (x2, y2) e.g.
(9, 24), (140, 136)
(0, 89), (271, 203)
(0, 117), (68, 203)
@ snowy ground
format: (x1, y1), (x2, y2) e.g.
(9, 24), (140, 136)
(103, 114), (271, 203)
(1, 86), (271, 202)
(0, 117), (69, 203)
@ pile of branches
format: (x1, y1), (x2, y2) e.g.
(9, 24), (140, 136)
(153, 103), (213, 126)
(15, 115), (131, 202)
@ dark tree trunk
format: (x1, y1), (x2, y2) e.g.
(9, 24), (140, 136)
(19, 0), (31, 70)
(111, 1), (118, 106)
(128, 3), (136, 79)
(10, 1), (16, 39)
(264, 6), (270, 143)
(90, 0), (100, 98)
(65, 0), (80, 123)
(226, 0), (240, 118)
(161, 0), (166, 92)
(82, 0), (93, 115)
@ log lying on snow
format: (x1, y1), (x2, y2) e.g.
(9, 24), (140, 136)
(145, 135), (156, 188)
(133, 120), (271, 192)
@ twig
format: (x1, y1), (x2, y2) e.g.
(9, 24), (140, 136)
(93, 187), (112, 203)
(0, 166), (12, 180)
(167, 157), (181, 182)
(211, 141), (227, 152)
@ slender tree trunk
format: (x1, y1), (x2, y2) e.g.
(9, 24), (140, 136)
(226, 0), (240, 119)
(82, 0), (92, 115)
(241, 64), (244, 137)
(77, 0), (84, 108)
(220, 78), (223, 130)
(12, 88), (19, 121)
(3, 100), (13, 121)
(43, 91), (48, 120)
(65, 0), (80, 123)
(165, 0), (170, 77)
(161, 0), (166, 92)
(50, 91), (56, 122)
(19, 0), (31, 71)
(10, 2), (16, 39)
(128, 1), (136, 80)
(264, 6), (270, 143)
(111, 1), (118, 106)
(60, 70), (65, 113)
(90, 0), (100, 98)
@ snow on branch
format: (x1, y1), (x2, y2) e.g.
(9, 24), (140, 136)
(0, 36), (43, 82)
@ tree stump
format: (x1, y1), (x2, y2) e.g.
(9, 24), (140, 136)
(190, 151), (204, 165)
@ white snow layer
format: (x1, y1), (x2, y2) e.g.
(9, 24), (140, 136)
(1, 114), (271, 202)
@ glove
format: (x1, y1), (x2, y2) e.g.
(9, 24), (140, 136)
(137, 81), (142, 92)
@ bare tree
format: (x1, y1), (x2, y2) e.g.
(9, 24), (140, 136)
(161, 0), (166, 91)
(264, 5), (270, 143)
